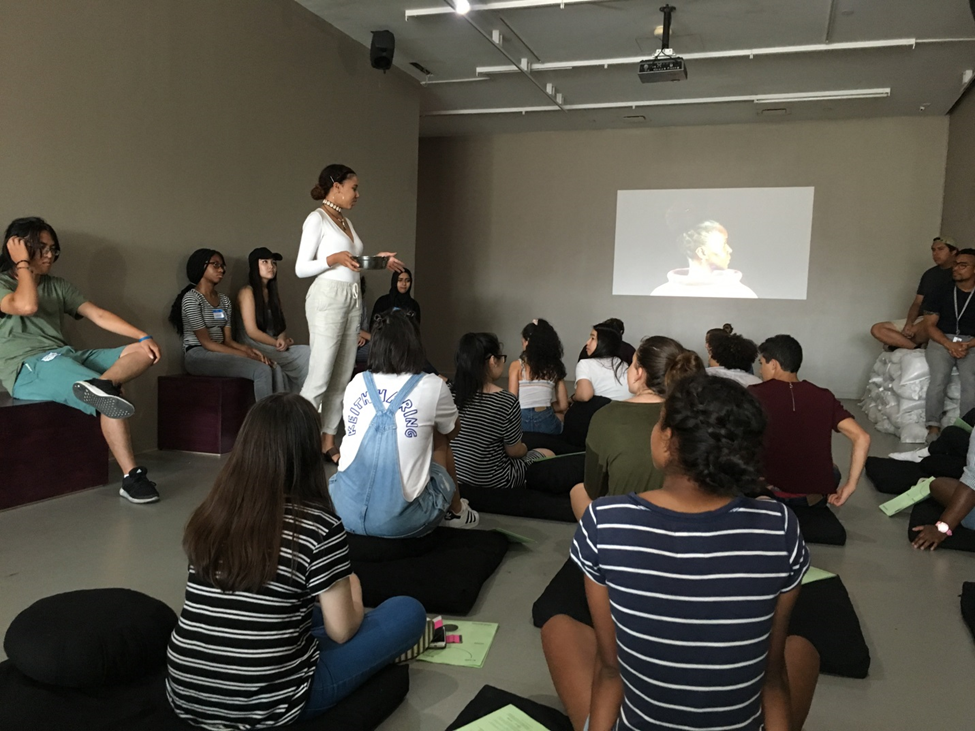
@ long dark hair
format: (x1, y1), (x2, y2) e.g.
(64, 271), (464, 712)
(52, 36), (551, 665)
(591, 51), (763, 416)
(590, 323), (625, 382)
(661, 373), (766, 496)
(183, 394), (332, 592)
(520, 319), (566, 383)
(249, 260), (286, 336)
(169, 248), (219, 335)
(454, 332), (503, 411)
(635, 336), (704, 395)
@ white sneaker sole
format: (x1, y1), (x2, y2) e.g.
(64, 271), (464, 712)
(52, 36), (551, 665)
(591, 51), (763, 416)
(73, 382), (135, 419)
(119, 486), (160, 504)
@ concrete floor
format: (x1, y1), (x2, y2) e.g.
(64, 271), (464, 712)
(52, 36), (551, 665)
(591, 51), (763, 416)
(2, 401), (975, 730)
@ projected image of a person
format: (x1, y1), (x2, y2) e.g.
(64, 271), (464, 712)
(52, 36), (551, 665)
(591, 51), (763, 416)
(651, 220), (757, 298)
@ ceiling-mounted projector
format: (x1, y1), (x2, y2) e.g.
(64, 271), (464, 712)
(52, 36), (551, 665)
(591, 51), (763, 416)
(639, 5), (686, 83)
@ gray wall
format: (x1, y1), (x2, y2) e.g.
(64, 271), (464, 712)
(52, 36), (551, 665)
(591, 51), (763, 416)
(943, 86), (975, 246)
(416, 117), (949, 397)
(0, 0), (420, 451)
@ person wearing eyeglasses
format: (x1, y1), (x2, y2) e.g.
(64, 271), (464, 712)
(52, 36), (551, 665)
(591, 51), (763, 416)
(450, 332), (554, 490)
(168, 249), (281, 402)
(0, 217), (162, 504)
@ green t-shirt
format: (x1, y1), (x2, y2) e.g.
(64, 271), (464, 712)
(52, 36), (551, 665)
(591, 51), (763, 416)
(0, 273), (87, 392)
(584, 400), (664, 500)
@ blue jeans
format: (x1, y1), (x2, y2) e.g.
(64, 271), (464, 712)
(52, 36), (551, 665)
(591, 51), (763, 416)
(299, 596), (426, 719)
(521, 406), (563, 435)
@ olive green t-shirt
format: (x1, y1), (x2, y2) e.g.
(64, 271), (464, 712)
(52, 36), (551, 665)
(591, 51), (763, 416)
(0, 273), (86, 392)
(584, 400), (664, 500)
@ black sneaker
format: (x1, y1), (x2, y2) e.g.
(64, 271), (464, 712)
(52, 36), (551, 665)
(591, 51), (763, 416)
(120, 467), (160, 504)
(72, 378), (135, 419)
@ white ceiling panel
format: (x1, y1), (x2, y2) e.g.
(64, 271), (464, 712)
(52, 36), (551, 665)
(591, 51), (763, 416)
(295, 0), (975, 136)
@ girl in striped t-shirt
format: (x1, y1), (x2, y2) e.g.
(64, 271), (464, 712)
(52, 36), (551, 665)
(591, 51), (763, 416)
(570, 373), (809, 731)
(166, 393), (425, 730)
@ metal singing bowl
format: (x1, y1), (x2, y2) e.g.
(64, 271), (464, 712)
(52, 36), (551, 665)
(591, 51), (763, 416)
(356, 255), (389, 270)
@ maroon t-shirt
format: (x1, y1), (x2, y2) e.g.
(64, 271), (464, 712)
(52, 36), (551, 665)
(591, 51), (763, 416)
(748, 380), (853, 496)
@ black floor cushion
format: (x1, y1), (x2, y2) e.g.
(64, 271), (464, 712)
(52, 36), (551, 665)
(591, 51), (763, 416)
(790, 503), (847, 546)
(444, 684), (572, 731)
(459, 485), (575, 523)
(962, 583), (975, 642)
(527, 453), (585, 495)
(347, 528), (509, 615)
(531, 561), (870, 680)
(0, 660), (409, 731)
(907, 500), (975, 552)
(788, 576), (871, 679)
(523, 432), (582, 455)
(865, 457), (926, 495)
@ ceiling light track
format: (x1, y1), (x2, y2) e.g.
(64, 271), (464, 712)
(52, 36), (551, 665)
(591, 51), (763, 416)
(441, 0), (567, 110)
(474, 37), (975, 76)
(406, 0), (613, 19)
(423, 87), (891, 116)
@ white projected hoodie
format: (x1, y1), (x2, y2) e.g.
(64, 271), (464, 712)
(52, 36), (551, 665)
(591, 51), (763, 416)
(650, 268), (758, 298)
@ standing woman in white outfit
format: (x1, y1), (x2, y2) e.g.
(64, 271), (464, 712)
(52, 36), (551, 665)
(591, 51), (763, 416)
(297, 164), (403, 460)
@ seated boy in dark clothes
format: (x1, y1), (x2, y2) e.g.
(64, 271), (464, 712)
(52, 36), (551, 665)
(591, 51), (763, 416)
(749, 334), (871, 507)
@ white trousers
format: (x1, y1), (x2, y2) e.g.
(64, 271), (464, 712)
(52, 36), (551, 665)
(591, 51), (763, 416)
(300, 278), (360, 434)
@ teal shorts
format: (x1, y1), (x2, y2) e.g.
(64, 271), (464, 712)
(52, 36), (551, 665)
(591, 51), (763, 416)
(13, 346), (126, 416)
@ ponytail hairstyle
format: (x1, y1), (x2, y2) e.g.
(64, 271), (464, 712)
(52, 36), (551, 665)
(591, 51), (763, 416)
(634, 336), (705, 395)
(169, 248), (219, 335)
(520, 318), (566, 383)
(454, 332), (503, 412)
(248, 258), (286, 337)
(705, 323), (734, 352)
(660, 372), (767, 496)
(311, 164), (356, 200)
(590, 323), (625, 382)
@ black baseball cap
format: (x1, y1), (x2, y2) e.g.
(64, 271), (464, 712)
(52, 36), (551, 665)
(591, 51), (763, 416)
(249, 247), (283, 265)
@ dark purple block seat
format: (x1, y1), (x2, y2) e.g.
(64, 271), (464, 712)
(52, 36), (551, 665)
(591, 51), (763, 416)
(157, 375), (254, 454)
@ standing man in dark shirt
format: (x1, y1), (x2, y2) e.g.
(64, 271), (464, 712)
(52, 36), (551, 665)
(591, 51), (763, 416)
(870, 237), (956, 350)
(749, 335), (871, 507)
(922, 248), (975, 442)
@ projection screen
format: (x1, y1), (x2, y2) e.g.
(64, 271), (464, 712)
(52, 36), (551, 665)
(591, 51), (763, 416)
(612, 187), (814, 299)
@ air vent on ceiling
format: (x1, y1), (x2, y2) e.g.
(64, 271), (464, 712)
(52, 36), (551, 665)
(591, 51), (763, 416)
(759, 107), (790, 116)
(623, 114), (647, 123)
(410, 61), (433, 76)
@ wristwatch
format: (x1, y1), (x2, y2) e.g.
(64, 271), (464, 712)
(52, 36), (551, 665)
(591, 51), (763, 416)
(935, 521), (953, 537)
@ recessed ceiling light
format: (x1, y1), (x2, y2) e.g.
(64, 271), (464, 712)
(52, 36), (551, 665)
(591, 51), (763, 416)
(455, 0), (472, 14)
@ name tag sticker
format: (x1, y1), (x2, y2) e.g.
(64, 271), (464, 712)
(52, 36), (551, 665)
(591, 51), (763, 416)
(212, 308), (227, 323)
(41, 352), (60, 362)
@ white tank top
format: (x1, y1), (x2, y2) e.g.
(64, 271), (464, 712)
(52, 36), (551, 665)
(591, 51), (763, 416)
(518, 362), (556, 409)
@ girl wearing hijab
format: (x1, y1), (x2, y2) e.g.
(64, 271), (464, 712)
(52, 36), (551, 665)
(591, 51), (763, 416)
(238, 247), (310, 393)
(371, 268), (420, 324)
(168, 248), (281, 401)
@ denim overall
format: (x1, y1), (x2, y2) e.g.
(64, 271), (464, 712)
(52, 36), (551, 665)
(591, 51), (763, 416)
(330, 373), (448, 538)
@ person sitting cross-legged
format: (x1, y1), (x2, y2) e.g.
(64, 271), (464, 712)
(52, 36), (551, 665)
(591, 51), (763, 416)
(912, 429), (975, 550)
(749, 334), (870, 507)
(0, 217), (162, 503)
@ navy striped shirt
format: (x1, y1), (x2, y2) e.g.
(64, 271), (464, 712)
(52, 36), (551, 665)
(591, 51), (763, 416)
(166, 504), (351, 730)
(571, 494), (809, 731)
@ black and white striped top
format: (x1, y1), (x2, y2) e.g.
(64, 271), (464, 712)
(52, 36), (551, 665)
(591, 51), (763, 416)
(181, 290), (233, 350)
(166, 504), (351, 730)
(452, 390), (527, 489)
(571, 494), (809, 731)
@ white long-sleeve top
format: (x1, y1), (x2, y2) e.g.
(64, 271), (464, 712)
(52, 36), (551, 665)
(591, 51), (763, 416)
(295, 207), (363, 283)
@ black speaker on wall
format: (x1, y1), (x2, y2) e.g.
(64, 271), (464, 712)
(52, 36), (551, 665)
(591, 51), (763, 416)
(371, 30), (395, 72)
